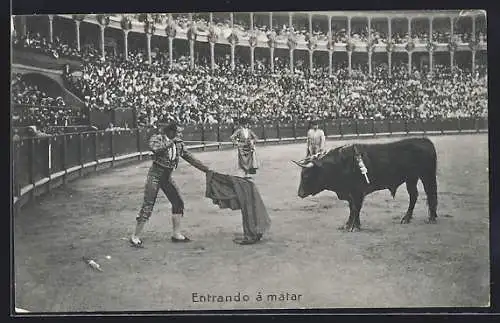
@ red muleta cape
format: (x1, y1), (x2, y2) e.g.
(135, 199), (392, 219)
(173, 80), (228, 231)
(205, 171), (271, 239)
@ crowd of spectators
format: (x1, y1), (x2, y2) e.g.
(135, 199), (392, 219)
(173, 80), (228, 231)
(131, 13), (482, 47)
(13, 17), (488, 132)
(164, 13), (482, 46)
(11, 73), (86, 132)
(13, 14), (486, 64)
(11, 73), (66, 107)
(13, 17), (484, 60)
(60, 44), (487, 127)
(350, 29), (479, 45)
(12, 32), (100, 60)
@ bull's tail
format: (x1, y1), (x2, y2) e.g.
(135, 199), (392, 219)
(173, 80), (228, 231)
(420, 139), (438, 220)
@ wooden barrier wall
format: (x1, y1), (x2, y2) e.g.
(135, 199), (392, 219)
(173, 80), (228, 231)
(12, 117), (488, 211)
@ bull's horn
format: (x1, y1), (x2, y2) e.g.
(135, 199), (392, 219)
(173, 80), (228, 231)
(291, 160), (314, 168)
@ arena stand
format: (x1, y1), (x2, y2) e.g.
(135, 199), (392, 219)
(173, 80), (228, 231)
(11, 11), (488, 210)
(12, 12), (487, 129)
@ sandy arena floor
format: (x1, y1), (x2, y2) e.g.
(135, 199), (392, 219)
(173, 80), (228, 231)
(13, 134), (490, 312)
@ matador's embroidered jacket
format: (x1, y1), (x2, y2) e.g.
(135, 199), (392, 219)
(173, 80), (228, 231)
(148, 133), (209, 172)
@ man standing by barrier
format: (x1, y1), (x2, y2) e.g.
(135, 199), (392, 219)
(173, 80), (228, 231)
(230, 117), (259, 178)
(130, 121), (212, 247)
(306, 119), (326, 157)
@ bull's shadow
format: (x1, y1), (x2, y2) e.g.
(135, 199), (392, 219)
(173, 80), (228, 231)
(299, 194), (388, 234)
(336, 225), (384, 234)
(300, 204), (335, 212)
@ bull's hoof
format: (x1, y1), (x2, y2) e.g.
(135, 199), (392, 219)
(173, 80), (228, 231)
(425, 218), (437, 224)
(342, 224), (361, 232)
(400, 216), (412, 224)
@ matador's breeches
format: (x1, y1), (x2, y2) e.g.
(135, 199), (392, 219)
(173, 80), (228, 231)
(136, 163), (185, 223)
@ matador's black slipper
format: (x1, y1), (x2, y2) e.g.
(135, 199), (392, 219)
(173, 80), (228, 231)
(129, 237), (144, 248)
(171, 236), (192, 243)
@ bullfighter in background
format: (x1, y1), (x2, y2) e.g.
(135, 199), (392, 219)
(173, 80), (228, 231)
(306, 119), (326, 158)
(230, 117), (259, 178)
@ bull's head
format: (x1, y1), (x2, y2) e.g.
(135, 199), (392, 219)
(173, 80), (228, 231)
(291, 157), (326, 198)
(292, 147), (352, 199)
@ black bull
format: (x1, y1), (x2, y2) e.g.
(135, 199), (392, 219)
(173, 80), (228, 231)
(293, 138), (438, 231)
